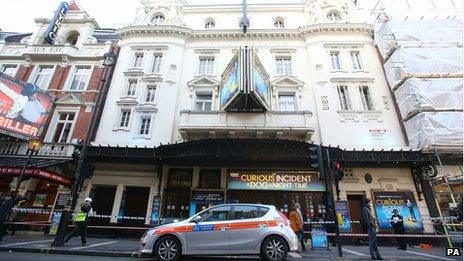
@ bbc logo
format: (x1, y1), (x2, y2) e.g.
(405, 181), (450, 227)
(446, 248), (462, 256)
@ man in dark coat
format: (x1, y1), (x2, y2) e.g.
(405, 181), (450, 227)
(362, 198), (383, 260)
(0, 192), (17, 241)
(390, 209), (407, 250)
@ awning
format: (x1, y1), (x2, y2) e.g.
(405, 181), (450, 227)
(0, 156), (72, 168)
(0, 167), (71, 186)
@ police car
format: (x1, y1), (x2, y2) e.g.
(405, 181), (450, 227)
(140, 204), (298, 261)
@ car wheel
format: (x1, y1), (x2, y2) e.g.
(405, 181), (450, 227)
(154, 236), (181, 261)
(260, 236), (288, 261)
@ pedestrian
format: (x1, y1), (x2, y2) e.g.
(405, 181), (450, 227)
(0, 191), (17, 241)
(289, 202), (306, 252)
(390, 209), (406, 250)
(65, 198), (93, 246)
(361, 198), (383, 260)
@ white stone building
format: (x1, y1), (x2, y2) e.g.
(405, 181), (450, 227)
(87, 0), (436, 235)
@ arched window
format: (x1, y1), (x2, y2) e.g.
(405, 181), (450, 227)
(151, 14), (165, 25)
(65, 31), (80, 45)
(274, 18), (285, 28)
(205, 19), (215, 29)
(327, 11), (342, 22)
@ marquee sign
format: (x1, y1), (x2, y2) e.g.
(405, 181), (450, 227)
(0, 167), (71, 186)
(0, 73), (54, 139)
(43, 2), (69, 45)
(219, 47), (271, 112)
(228, 171), (325, 191)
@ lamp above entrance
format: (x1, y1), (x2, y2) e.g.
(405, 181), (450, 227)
(220, 47), (271, 112)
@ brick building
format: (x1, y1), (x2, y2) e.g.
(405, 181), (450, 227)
(0, 1), (117, 223)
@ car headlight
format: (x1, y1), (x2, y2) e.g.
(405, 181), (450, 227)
(142, 229), (156, 239)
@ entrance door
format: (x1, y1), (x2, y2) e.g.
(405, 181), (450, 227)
(89, 185), (116, 226)
(347, 195), (364, 233)
(121, 186), (150, 226)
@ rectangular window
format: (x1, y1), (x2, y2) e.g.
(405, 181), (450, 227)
(358, 85), (374, 110)
(119, 110), (131, 128)
(330, 51), (341, 70)
(70, 66), (91, 91)
(276, 57), (292, 75)
(34, 65), (54, 90)
(199, 57), (214, 75)
(337, 85), (352, 111)
(1, 65), (17, 77)
(195, 92), (213, 111)
(139, 115), (151, 135)
(152, 54), (163, 73)
(126, 80), (137, 96)
(350, 51), (362, 70)
(278, 93), (296, 111)
(52, 112), (76, 143)
(168, 169), (193, 188)
(199, 169), (221, 188)
(146, 86), (156, 103)
(134, 53), (144, 68)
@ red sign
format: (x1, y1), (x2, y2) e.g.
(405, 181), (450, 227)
(0, 73), (53, 139)
(0, 167), (71, 186)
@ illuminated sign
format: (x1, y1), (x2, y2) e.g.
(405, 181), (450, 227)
(0, 73), (53, 139)
(220, 52), (241, 109)
(228, 171), (325, 191)
(219, 47), (271, 112)
(43, 2), (69, 45)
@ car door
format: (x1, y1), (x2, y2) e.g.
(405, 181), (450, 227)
(229, 205), (270, 251)
(184, 205), (231, 251)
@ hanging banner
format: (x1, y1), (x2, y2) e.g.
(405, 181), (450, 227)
(251, 51), (271, 110)
(228, 171), (325, 191)
(43, 2), (69, 44)
(372, 191), (424, 232)
(0, 73), (53, 139)
(220, 52), (241, 110)
(335, 201), (352, 233)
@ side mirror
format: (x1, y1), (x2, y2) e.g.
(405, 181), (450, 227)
(192, 215), (202, 223)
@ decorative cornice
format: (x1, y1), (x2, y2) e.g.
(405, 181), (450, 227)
(117, 23), (374, 40)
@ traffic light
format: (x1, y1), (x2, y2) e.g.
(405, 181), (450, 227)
(333, 161), (344, 181)
(309, 145), (322, 169)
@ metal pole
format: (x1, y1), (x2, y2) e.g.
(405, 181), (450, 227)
(324, 147), (343, 257)
(14, 143), (38, 194)
(51, 58), (113, 247)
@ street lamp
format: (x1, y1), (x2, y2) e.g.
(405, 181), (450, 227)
(14, 138), (44, 194)
(51, 49), (117, 247)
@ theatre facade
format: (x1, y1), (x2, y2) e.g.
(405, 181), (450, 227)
(80, 0), (455, 240)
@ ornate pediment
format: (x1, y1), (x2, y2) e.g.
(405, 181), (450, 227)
(271, 76), (305, 87)
(54, 94), (83, 106)
(187, 76), (219, 87)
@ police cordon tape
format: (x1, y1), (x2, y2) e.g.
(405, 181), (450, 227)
(11, 208), (461, 224)
(3, 221), (462, 237)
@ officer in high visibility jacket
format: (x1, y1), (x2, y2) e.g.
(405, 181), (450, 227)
(65, 198), (93, 245)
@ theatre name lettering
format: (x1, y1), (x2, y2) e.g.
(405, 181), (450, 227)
(228, 171), (325, 191)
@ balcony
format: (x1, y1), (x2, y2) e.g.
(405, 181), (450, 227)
(0, 142), (75, 158)
(178, 110), (316, 140)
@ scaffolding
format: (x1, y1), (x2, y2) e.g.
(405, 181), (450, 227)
(372, 0), (463, 246)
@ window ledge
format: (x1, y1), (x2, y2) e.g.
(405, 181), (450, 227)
(330, 70), (348, 73)
(337, 110), (382, 122)
(135, 135), (151, 140)
(113, 127), (131, 132)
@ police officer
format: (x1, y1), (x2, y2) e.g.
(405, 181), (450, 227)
(65, 198), (93, 245)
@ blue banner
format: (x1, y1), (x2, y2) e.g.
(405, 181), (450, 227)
(43, 2), (69, 44)
(220, 53), (240, 109)
(373, 191), (424, 232)
(311, 225), (328, 249)
(335, 201), (351, 233)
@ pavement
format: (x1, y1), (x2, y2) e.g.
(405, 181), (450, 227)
(0, 233), (461, 260)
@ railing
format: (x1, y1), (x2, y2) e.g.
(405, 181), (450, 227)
(0, 142), (75, 157)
